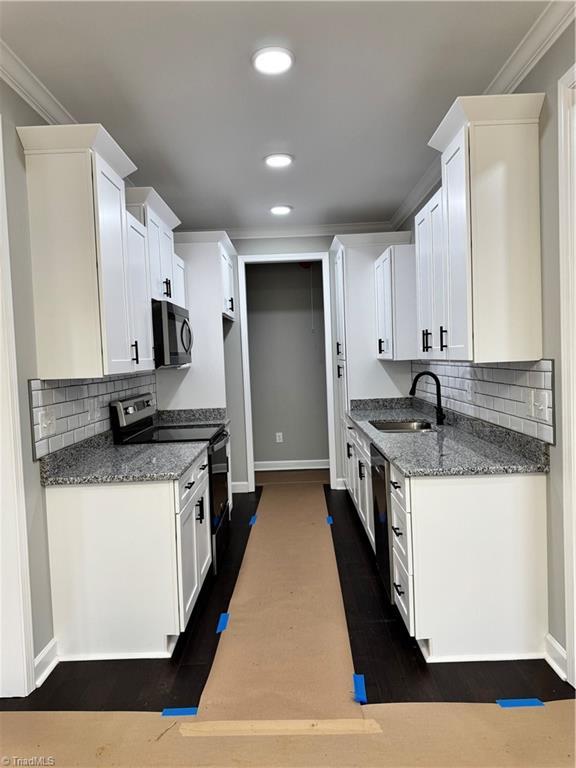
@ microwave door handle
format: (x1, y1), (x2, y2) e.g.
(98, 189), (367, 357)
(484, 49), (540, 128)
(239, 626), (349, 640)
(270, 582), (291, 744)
(181, 319), (193, 353)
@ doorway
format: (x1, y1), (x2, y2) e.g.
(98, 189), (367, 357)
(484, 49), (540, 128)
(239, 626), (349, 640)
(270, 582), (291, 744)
(237, 253), (336, 492)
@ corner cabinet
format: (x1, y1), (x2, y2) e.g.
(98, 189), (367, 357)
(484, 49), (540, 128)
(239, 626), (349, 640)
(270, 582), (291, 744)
(374, 245), (417, 361)
(125, 187), (185, 307)
(422, 93), (545, 363)
(16, 123), (163, 379)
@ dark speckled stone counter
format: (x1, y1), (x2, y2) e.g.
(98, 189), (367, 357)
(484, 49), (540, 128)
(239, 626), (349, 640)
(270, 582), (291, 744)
(157, 408), (228, 426)
(40, 433), (209, 486)
(347, 401), (549, 477)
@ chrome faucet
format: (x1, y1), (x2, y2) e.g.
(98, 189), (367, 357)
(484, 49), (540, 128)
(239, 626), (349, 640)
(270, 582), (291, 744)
(409, 371), (446, 426)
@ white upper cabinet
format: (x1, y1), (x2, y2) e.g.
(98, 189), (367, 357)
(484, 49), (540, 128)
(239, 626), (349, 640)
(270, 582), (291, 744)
(333, 247), (346, 360)
(220, 248), (235, 320)
(427, 93), (545, 363)
(374, 245), (417, 361)
(172, 254), (187, 308)
(125, 212), (154, 371)
(125, 187), (182, 304)
(415, 189), (446, 360)
(17, 124), (138, 379)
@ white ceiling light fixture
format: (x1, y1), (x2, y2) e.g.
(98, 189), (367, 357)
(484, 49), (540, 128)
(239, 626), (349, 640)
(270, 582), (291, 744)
(252, 47), (294, 75)
(270, 205), (293, 216)
(264, 153), (293, 169)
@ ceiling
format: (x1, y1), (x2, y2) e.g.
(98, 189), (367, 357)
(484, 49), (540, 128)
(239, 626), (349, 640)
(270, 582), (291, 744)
(0, 1), (548, 234)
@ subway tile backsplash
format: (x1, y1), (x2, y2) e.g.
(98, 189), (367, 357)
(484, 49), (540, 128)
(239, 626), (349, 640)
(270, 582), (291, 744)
(411, 360), (555, 444)
(29, 372), (156, 459)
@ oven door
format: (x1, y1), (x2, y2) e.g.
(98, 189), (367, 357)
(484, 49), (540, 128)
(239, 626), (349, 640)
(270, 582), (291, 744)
(153, 300), (193, 368)
(208, 432), (230, 574)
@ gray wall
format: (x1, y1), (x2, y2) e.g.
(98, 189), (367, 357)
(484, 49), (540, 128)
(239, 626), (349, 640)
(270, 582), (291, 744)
(1, 80), (53, 656)
(246, 262), (329, 464)
(395, 23), (575, 648)
(515, 22), (575, 647)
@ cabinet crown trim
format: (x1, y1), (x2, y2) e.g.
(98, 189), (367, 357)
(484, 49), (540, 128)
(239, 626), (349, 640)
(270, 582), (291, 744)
(428, 93), (545, 152)
(125, 186), (180, 230)
(16, 123), (136, 179)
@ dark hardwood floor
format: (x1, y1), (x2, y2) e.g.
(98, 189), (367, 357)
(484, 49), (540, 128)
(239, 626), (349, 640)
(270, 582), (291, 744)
(325, 485), (575, 704)
(0, 489), (262, 712)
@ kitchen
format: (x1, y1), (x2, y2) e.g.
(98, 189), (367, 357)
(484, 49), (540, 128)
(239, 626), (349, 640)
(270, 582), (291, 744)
(0, 2), (574, 766)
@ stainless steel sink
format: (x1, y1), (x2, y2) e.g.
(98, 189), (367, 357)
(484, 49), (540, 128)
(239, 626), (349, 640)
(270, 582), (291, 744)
(369, 420), (433, 433)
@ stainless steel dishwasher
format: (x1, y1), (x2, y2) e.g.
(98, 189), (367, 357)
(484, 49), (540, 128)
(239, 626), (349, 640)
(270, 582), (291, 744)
(370, 444), (393, 603)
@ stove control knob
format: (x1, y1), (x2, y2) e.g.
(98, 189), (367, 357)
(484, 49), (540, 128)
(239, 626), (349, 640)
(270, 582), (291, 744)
(125, 406), (135, 415)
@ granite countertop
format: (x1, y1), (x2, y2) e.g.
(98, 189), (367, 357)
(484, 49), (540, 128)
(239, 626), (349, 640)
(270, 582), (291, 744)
(40, 433), (209, 486)
(347, 405), (549, 477)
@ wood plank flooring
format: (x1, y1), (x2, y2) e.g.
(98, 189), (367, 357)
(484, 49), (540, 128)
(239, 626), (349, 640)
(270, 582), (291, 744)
(324, 485), (575, 704)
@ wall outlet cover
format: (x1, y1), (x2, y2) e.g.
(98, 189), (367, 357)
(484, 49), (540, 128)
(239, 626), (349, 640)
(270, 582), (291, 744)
(532, 389), (550, 422)
(38, 407), (56, 438)
(275, 432), (284, 443)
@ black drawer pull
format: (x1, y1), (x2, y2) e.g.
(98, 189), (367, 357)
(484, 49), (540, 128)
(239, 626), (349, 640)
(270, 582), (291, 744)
(337, 365), (343, 379)
(184, 481), (195, 490)
(346, 443), (352, 459)
(391, 525), (403, 537)
(393, 582), (405, 597)
(358, 461), (365, 480)
(199, 464), (208, 471)
(440, 325), (448, 351)
(196, 497), (205, 523)
(131, 340), (139, 365)
(229, 297), (234, 312)
(378, 338), (384, 354)
(163, 278), (172, 298)
(390, 480), (401, 490)
(336, 341), (342, 355)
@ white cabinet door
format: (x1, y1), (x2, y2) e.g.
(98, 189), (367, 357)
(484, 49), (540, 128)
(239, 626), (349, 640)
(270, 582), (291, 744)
(356, 454), (368, 526)
(415, 204), (433, 360)
(176, 495), (199, 632)
(146, 211), (164, 301)
(160, 227), (175, 301)
(172, 254), (186, 308)
(375, 251), (393, 359)
(92, 153), (132, 375)
(441, 128), (473, 360)
(428, 190), (447, 360)
(334, 248), (346, 360)
(126, 213), (154, 371)
(195, 483), (212, 586)
(221, 250), (235, 319)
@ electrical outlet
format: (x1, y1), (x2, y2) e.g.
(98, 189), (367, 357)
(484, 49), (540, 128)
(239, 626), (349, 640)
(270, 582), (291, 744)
(464, 380), (474, 402)
(275, 432), (284, 443)
(37, 407), (56, 438)
(532, 389), (550, 422)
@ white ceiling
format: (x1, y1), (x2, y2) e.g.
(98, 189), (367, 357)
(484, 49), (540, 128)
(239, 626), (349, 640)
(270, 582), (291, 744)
(0, 1), (548, 233)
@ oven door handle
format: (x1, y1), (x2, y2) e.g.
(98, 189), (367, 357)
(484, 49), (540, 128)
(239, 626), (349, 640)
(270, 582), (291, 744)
(180, 319), (193, 353)
(209, 433), (229, 454)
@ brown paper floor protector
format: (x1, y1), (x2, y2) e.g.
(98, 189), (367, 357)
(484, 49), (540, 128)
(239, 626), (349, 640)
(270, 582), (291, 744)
(1, 701), (573, 767)
(196, 480), (360, 721)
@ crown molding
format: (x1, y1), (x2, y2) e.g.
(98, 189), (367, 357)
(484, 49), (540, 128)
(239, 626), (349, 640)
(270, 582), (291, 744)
(390, 0), (575, 230)
(0, 39), (75, 125)
(485, 1), (575, 95)
(226, 220), (393, 240)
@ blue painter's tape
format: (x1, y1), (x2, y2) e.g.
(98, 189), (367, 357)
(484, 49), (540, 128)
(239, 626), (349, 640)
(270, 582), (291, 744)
(353, 673), (367, 704)
(161, 707), (198, 717)
(216, 612), (230, 633)
(326, 515), (334, 525)
(249, 514), (257, 526)
(496, 698), (544, 708)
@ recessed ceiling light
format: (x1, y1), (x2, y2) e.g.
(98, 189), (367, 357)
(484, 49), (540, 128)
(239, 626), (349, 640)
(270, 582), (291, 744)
(265, 153), (293, 169)
(270, 205), (293, 216)
(253, 47), (294, 75)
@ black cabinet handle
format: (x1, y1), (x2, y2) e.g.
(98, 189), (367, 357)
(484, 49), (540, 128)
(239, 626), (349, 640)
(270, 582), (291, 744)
(196, 497), (205, 523)
(358, 461), (365, 480)
(200, 464), (208, 471)
(346, 442), (352, 459)
(391, 525), (403, 537)
(393, 582), (405, 597)
(440, 325), (448, 352)
(426, 329), (432, 351)
(378, 338), (384, 354)
(337, 365), (343, 379)
(131, 340), (139, 365)
(390, 480), (401, 490)
(336, 341), (342, 356)
(229, 297), (234, 312)
(185, 481), (195, 490)
(421, 329), (432, 352)
(163, 278), (172, 297)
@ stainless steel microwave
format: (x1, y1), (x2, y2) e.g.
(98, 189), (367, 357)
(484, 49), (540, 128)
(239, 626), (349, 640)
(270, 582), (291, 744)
(152, 299), (193, 368)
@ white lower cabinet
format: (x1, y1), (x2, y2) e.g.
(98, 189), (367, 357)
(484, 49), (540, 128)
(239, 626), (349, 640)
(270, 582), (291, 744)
(390, 470), (548, 662)
(46, 451), (211, 660)
(344, 422), (375, 552)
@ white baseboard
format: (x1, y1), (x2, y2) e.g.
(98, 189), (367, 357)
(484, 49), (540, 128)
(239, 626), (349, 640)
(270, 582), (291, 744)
(34, 638), (58, 687)
(331, 478), (346, 490)
(417, 639), (546, 664)
(254, 460), (330, 472)
(545, 633), (568, 680)
(58, 649), (173, 662)
(231, 481), (251, 493)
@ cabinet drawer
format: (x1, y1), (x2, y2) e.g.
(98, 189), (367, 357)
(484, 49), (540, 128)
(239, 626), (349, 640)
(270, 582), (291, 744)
(392, 550), (415, 636)
(390, 494), (413, 574)
(179, 452), (209, 507)
(390, 464), (410, 510)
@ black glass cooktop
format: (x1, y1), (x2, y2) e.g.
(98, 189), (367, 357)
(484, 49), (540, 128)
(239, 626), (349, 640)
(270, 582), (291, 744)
(124, 424), (224, 444)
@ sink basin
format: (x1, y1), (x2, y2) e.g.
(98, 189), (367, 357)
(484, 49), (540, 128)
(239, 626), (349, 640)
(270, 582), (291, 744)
(369, 420), (433, 433)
